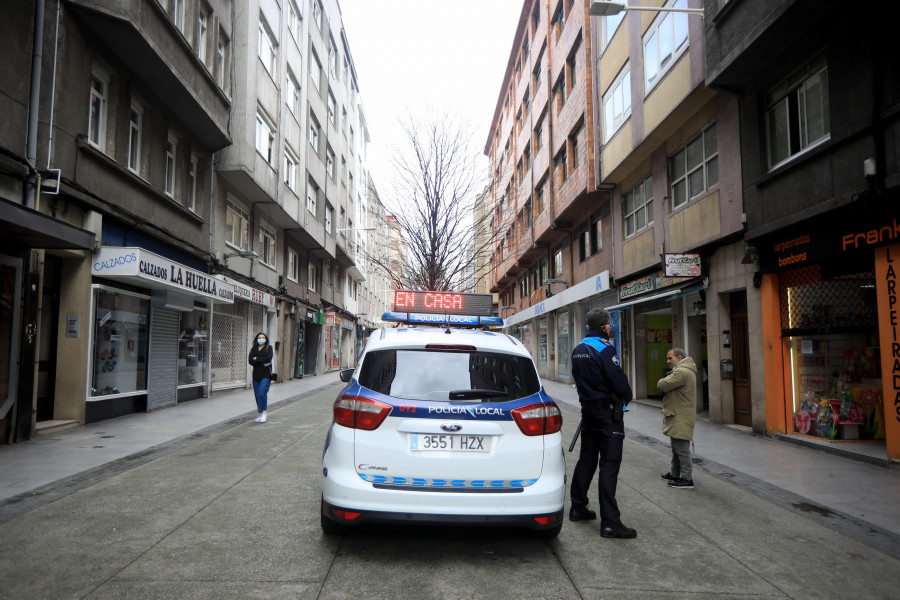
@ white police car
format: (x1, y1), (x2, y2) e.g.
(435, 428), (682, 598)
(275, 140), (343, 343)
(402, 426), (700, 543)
(321, 292), (565, 536)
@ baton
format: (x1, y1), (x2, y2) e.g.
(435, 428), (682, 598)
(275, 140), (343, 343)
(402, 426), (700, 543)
(568, 418), (583, 452)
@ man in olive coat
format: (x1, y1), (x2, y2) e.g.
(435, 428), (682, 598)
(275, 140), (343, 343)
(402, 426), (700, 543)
(657, 348), (697, 489)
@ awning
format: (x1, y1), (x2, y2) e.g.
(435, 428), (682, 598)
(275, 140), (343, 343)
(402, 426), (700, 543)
(606, 283), (704, 312)
(92, 247), (234, 304)
(0, 197), (95, 250)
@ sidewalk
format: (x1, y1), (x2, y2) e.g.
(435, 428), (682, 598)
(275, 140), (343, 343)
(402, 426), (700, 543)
(0, 372), (341, 506)
(541, 379), (900, 555)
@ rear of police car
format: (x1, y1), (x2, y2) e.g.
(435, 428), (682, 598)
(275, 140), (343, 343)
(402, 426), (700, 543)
(321, 294), (565, 536)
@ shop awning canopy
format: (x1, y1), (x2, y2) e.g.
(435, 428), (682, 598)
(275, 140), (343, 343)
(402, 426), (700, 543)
(606, 284), (704, 312)
(0, 198), (95, 250)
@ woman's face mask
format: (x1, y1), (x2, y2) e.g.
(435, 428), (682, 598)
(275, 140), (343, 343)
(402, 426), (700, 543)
(257, 338), (266, 345)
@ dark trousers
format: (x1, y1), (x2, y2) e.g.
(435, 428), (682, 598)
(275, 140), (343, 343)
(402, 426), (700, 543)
(570, 400), (625, 528)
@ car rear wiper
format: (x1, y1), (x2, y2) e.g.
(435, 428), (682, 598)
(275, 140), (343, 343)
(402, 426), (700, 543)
(448, 389), (510, 400)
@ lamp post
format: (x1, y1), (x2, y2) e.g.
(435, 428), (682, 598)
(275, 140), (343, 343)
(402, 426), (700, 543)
(221, 249), (259, 266)
(589, 1), (704, 16)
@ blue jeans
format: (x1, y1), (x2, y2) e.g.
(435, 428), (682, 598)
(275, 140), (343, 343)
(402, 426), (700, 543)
(252, 378), (270, 412)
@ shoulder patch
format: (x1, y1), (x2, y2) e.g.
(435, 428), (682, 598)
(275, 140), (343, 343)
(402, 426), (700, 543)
(611, 355), (620, 366)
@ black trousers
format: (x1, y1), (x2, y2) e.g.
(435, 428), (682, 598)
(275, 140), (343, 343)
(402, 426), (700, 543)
(570, 400), (625, 528)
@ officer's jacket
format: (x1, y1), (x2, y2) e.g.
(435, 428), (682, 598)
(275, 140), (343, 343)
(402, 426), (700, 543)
(571, 332), (633, 404)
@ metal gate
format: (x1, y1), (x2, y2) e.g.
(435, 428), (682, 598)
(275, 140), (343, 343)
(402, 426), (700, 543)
(211, 300), (250, 390)
(147, 307), (178, 411)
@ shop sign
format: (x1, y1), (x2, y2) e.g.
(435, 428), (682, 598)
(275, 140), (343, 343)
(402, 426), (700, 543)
(874, 243), (900, 458)
(662, 253), (701, 277)
(213, 275), (275, 309)
(618, 271), (693, 301)
(326, 312), (336, 327)
(316, 312), (327, 325)
(92, 247), (233, 303)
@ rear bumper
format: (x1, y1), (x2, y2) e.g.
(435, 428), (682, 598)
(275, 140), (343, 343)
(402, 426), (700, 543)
(322, 498), (564, 531)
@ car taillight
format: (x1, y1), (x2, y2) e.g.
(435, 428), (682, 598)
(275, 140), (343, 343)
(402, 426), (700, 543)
(511, 402), (563, 436)
(333, 394), (392, 430)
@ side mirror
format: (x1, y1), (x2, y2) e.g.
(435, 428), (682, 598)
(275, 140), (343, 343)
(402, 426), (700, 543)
(339, 368), (354, 383)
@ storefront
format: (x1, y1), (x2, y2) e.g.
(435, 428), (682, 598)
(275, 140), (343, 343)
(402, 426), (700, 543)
(756, 197), (900, 460)
(211, 275), (275, 391)
(608, 270), (706, 401)
(89, 247), (234, 422)
(504, 271), (612, 383)
(325, 312), (341, 371)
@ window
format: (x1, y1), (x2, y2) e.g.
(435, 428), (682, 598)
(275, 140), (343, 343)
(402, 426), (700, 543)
(286, 69), (300, 116)
(174, 0), (185, 32)
(255, 111), (275, 165)
(187, 153), (198, 212)
(312, 0), (322, 30)
(310, 52), (322, 92)
(523, 89), (531, 119)
(554, 75), (566, 111)
(288, 248), (300, 282)
(284, 147), (298, 192)
(671, 122), (718, 209)
(127, 101), (142, 174)
(766, 51), (830, 169)
(88, 67), (109, 151)
(258, 18), (277, 76)
(349, 126), (354, 153)
(579, 214), (602, 261)
(603, 66), (631, 142)
(523, 144), (531, 174)
(533, 57), (542, 91)
(623, 175), (653, 237)
(554, 146), (568, 186)
(534, 115), (544, 151)
(535, 182), (545, 215)
(260, 225), (276, 268)
(91, 289), (150, 397)
(578, 228), (590, 262)
(165, 134), (177, 198)
(643, 0), (689, 92)
(307, 177), (318, 215)
(566, 38), (580, 93)
(308, 116), (320, 152)
(325, 204), (333, 235)
(216, 29), (230, 90)
(569, 120), (583, 170)
(327, 93), (336, 126)
(524, 198), (532, 229)
(325, 146), (335, 180)
(552, 248), (563, 278)
(197, 10), (208, 64)
(603, 12), (624, 46)
(591, 215), (602, 254)
(308, 263), (318, 292)
(551, 2), (565, 39)
(328, 39), (337, 79)
(226, 200), (250, 250)
(340, 155), (347, 185)
(288, 0), (301, 43)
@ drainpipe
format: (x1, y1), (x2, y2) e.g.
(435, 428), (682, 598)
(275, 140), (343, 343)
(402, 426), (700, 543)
(24, 0), (45, 209)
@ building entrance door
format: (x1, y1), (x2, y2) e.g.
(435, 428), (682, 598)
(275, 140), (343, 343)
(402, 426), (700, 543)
(731, 292), (752, 427)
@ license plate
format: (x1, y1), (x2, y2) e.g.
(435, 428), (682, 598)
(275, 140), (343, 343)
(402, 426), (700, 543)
(410, 434), (490, 452)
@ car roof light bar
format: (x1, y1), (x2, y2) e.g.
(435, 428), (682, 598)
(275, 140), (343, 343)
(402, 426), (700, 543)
(382, 312), (504, 327)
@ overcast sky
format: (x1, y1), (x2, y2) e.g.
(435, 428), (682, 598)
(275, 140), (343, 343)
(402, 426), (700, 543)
(339, 0), (524, 206)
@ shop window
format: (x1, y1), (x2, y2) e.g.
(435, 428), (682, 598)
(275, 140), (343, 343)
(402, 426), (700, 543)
(782, 267), (882, 441)
(178, 309), (208, 387)
(91, 289), (150, 397)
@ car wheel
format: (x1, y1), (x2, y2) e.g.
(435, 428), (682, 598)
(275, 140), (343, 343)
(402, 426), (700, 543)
(320, 499), (348, 535)
(534, 520), (563, 539)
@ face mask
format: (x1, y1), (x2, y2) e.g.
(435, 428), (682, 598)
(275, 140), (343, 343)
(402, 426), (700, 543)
(257, 338), (266, 345)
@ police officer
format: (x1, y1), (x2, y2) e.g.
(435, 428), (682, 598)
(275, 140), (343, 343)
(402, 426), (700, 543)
(569, 308), (636, 539)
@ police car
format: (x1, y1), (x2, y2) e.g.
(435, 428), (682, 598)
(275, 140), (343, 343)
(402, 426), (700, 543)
(320, 290), (566, 536)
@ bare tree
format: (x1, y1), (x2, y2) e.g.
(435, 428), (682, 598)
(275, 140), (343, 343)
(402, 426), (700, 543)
(369, 109), (511, 293)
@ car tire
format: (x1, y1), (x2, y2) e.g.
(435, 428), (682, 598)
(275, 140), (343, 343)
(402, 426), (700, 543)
(320, 499), (348, 535)
(534, 520), (563, 539)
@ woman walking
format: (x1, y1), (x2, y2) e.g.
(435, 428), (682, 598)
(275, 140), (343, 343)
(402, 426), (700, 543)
(248, 332), (274, 423)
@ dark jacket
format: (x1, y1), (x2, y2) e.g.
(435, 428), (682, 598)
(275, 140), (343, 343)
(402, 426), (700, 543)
(248, 344), (274, 382)
(571, 332), (633, 405)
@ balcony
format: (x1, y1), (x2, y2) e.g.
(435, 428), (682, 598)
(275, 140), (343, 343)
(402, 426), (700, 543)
(67, 0), (230, 150)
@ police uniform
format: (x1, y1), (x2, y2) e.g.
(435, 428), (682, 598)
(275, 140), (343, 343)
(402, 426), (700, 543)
(570, 331), (633, 529)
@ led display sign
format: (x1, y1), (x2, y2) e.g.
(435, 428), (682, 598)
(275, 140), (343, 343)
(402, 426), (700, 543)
(392, 290), (494, 317)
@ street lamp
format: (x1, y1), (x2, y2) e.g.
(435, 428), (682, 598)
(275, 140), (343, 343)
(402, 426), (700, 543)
(589, 1), (704, 17)
(222, 249), (258, 265)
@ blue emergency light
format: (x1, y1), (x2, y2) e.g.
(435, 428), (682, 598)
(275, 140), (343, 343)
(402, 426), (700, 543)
(382, 312), (504, 327)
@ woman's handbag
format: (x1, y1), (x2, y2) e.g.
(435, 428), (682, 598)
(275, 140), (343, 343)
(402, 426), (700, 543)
(270, 370), (278, 382)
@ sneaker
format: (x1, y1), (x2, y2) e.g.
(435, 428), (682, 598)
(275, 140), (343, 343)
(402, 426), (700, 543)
(254, 414), (263, 423)
(260, 411), (267, 423)
(600, 524), (637, 539)
(668, 478), (694, 489)
(569, 505), (597, 522)
(661, 472), (677, 481)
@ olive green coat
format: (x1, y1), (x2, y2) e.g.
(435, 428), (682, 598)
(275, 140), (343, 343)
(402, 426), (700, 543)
(657, 356), (697, 441)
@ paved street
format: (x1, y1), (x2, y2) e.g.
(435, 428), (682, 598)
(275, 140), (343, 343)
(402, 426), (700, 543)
(1, 379), (900, 599)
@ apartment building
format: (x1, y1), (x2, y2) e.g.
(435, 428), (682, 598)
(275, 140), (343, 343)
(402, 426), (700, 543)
(487, 0), (614, 383)
(1, 0), (234, 440)
(706, 0), (900, 460)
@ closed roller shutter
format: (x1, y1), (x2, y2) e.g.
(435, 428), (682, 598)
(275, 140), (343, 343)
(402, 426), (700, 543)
(147, 307), (178, 411)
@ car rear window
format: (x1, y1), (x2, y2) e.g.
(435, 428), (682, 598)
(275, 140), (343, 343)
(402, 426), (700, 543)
(358, 349), (540, 401)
